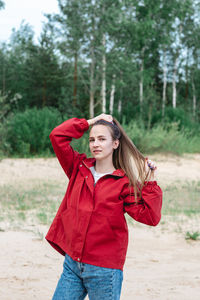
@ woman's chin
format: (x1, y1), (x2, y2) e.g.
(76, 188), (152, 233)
(92, 154), (103, 160)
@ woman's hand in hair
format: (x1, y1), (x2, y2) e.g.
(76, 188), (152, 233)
(87, 114), (113, 126)
(145, 158), (157, 181)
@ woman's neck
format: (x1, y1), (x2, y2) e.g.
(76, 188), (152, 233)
(95, 159), (116, 174)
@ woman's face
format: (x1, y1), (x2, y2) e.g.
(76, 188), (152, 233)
(89, 125), (119, 161)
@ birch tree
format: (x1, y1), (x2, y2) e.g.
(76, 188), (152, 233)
(109, 74), (116, 114)
(52, 0), (86, 107)
(181, 1), (199, 119)
(101, 33), (106, 113)
(84, 0), (122, 117)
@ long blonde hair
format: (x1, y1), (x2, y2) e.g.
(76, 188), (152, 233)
(92, 118), (151, 199)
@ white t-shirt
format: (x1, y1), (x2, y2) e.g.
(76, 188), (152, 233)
(90, 166), (112, 185)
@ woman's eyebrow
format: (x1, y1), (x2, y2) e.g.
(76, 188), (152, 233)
(89, 135), (106, 139)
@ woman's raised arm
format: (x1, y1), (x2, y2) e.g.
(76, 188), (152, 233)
(50, 118), (89, 178)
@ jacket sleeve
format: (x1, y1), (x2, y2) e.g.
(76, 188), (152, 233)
(49, 118), (89, 178)
(122, 181), (162, 226)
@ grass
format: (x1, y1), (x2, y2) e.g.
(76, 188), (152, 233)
(17, 212), (26, 221)
(0, 180), (64, 227)
(0, 177), (200, 237)
(162, 181), (200, 216)
(185, 231), (200, 240)
(36, 210), (48, 224)
(127, 180), (200, 228)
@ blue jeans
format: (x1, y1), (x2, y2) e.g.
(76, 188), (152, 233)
(52, 254), (123, 300)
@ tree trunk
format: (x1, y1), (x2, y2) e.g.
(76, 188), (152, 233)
(118, 71), (122, 117)
(139, 59), (143, 109)
(118, 100), (122, 115)
(185, 48), (189, 103)
(73, 52), (78, 107)
(192, 79), (196, 119)
(101, 34), (106, 113)
(109, 74), (116, 115)
(90, 90), (94, 118)
(172, 54), (178, 108)
(162, 50), (167, 117)
(139, 47), (145, 112)
(89, 44), (95, 118)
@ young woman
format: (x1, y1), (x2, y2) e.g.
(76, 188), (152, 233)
(46, 113), (162, 300)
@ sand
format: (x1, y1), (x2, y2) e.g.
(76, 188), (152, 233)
(0, 154), (200, 300)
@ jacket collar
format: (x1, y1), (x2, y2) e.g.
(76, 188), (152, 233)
(82, 158), (125, 178)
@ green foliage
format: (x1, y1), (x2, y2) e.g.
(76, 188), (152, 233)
(152, 107), (199, 132)
(0, 91), (22, 121)
(5, 107), (62, 156)
(123, 120), (200, 155)
(0, 0), (200, 125)
(0, 0), (200, 157)
(0, 22), (64, 111)
(71, 131), (90, 157)
(185, 231), (200, 241)
(1, 107), (200, 157)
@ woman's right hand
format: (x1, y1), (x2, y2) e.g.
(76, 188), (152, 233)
(87, 114), (113, 126)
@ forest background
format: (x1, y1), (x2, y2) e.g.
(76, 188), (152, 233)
(1, 2), (200, 299)
(0, 0), (200, 157)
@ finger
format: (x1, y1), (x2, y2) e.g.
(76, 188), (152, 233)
(99, 114), (113, 123)
(147, 160), (157, 170)
(149, 165), (157, 171)
(105, 114), (113, 122)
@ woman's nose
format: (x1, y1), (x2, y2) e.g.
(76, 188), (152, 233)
(93, 139), (99, 147)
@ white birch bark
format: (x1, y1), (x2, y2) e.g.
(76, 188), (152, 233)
(172, 54), (178, 108)
(118, 100), (122, 115)
(118, 71), (122, 116)
(162, 50), (167, 117)
(109, 74), (116, 115)
(139, 60), (143, 107)
(89, 43), (95, 118)
(101, 34), (106, 113)
(139, 47), (145, 110)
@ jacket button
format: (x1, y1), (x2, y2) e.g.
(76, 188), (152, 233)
(85, 176), (88, 179)
(77, 258), (80, 261)
(80, 164), (82, 167)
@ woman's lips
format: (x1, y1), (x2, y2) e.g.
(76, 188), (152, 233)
(93, 150), (102, 153)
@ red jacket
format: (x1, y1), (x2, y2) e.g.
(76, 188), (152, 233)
(45, 118), (162, 270)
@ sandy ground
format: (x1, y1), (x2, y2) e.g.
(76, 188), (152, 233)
(1, 154), (200, 300)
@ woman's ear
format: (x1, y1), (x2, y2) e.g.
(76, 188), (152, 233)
(113, 139), (119, 150)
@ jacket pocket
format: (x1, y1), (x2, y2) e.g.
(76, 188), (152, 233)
(107, 214), (128, 241)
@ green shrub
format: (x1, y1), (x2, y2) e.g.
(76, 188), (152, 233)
(71, 132), (90, 157)
(1, 108), (200, 157)
(123, 120), (200, 155)
(5, 107), (62, 156)
(152, 107), (199, 132)
(0, 122), (11, 157)
(185, 231), (200, 241)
